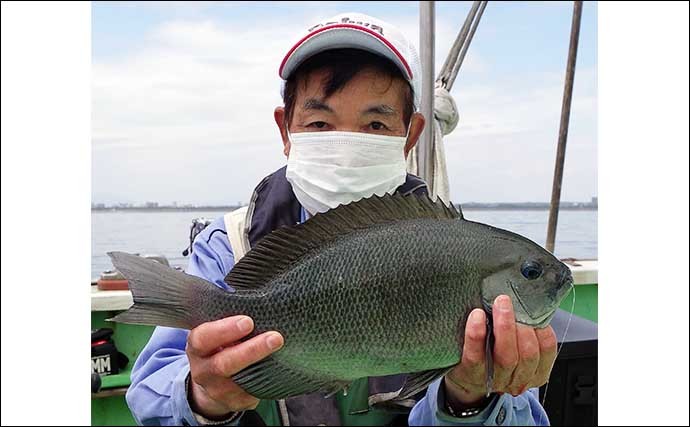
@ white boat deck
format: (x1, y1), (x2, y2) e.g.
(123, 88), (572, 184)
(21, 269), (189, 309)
(561, 259), (598, 287)
(92, 287), (133, 311)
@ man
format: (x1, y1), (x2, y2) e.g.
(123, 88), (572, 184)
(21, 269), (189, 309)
(126, 12), (558, 426)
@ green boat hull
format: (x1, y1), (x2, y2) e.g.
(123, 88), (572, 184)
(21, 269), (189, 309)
(91, 311), (154, 426)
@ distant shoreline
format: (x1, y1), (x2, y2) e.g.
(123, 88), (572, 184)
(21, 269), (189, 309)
(92, 205), (598, 213)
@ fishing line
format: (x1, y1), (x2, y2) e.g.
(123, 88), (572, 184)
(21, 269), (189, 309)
(537, 281), (576, 425)
(485, 312), (495, 397)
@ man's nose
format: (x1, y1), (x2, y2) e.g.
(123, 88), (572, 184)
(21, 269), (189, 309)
(336, 125), (361, 133)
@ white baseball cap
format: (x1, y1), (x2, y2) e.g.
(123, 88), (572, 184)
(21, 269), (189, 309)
(279, 12), (422, 111)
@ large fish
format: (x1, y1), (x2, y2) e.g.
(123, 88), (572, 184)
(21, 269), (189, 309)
(109, 193), (573, 401)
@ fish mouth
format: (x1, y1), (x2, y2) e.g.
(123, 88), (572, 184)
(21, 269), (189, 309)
(509, 275), (572, 328)
(560, 273), (574, 297)
(508, 280), (543, 320)
(483, 291), (557, 329)
(528, 309), (558, 329)
(482, 270), (573, 328)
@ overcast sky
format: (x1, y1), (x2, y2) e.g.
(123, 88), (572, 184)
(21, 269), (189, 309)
(92, 1), (597, 206)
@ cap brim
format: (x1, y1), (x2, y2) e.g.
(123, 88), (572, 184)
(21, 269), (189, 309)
(279, 24), (413, 82)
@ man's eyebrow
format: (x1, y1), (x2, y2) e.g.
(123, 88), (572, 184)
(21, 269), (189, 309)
(303, 98), (334, 112)
(362, 104), (397, 116)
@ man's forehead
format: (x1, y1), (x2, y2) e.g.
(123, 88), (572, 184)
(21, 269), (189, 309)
(301, 97), (398, 115)
(299, 66), (388, 87)
(295, 67), (406, 106)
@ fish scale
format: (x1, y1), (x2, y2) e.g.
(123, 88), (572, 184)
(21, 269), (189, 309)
(109, 192), (573, 401)
(246, 221), (472, 380)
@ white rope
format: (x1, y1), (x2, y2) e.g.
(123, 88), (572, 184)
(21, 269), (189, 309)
(406, 83), (459, 204)
(408, 2), (486, 203)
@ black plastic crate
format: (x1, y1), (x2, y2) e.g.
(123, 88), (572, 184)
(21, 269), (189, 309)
(539, 309), (598, 426)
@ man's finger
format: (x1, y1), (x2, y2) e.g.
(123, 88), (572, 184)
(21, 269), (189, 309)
(508, 325), (540, 395)
(492, 295), (518, 390)
(458, 309), (487, 385)
(531, 326), (558, 388)
(211, 331), (284, 378)
(191, 367), (254, 402)
(188, 368), (260, 414)
(187, 316), (255, 357)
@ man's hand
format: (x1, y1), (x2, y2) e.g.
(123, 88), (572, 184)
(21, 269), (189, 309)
(444, 295), (558, 408)
(186, 315), (284, 420)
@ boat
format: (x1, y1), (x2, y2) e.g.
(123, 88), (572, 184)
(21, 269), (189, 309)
(91, 1), (597, 425)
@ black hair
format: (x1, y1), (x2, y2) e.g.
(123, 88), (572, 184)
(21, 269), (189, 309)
(281, 48), (414, 127)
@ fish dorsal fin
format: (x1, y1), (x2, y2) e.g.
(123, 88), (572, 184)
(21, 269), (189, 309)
(224, 192), (461, 290)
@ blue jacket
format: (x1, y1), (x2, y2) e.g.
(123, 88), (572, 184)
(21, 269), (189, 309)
(125, 168), (549, 426)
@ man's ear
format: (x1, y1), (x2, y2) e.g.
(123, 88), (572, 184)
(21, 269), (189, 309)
(404, 112), (426, 157)
(274, 107), (290, 157)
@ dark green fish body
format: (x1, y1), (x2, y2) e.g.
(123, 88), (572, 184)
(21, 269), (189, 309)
(245, 219), (480, 380)
(110, 193), (572, 400)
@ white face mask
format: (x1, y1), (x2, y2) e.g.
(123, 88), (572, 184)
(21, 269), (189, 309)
(285, 130), (408, 214)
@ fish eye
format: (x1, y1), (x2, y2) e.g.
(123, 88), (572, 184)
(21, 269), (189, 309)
(521, 261), (543, 280)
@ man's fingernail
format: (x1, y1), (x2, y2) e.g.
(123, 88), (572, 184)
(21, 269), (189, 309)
(469, 310), (484, 326)
(267, 333), (284, 351)
(496, 295), (511, 312)
(237, 317), (253, 333)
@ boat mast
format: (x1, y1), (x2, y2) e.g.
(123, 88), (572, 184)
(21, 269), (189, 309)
(418, 0), (436, 192)
(546, 1), (583, 254)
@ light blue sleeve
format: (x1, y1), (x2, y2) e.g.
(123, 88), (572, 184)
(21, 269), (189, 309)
(408, 378), (550, 426)
(125, 216), (239, 426)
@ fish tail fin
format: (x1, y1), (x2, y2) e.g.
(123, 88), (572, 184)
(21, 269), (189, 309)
(107, 251), (229, 330)
(110, 303), (193, 329)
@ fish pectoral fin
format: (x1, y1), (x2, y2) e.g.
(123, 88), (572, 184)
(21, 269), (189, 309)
(232, 356), (346, 400)
(394, 367), (454, 401)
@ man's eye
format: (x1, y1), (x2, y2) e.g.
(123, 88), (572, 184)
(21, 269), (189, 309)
(307, 121), (328, 129)
(370, 121), (389, 131)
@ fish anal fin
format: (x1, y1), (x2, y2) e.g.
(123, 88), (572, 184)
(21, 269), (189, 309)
(396, 366), (454, 401)
(231, 356), (348, 400)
